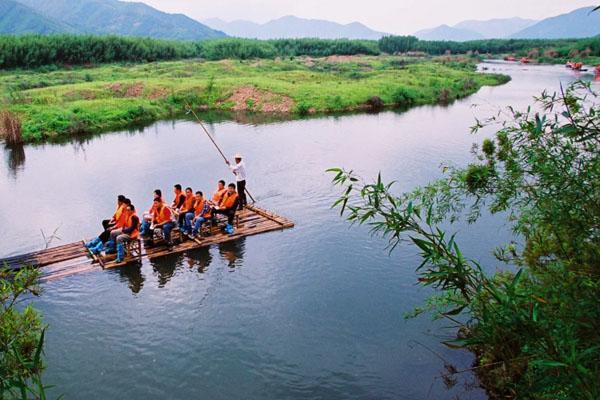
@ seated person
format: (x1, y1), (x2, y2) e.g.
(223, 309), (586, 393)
(101, 195), (126, 241)
(213, 183), (239, 235)
(184, 191), (212, 238)
(178, 187), (195, 229)
(209, 180), (227, 207)
(105, 204), (140, 263)
(86, 198), (130, 254)
(152, 198), (175, 250)
(140, 189), (162, 237)
(171, 184), (185, 213)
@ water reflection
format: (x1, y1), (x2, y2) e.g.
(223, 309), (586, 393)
(115, 261), (144, 294)
(150, 252), (185, 288)
(218, 238), (246, 269)
(183, 247), (213, 274)
(4, 143), (25, 178)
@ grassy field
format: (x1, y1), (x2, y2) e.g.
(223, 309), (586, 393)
(0, 56), (508, 142)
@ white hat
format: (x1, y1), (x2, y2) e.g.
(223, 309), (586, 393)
(234, 153), (243, 159)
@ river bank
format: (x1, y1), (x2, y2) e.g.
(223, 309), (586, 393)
(2, 62), (591, 399)
(1, 56), (508, 143)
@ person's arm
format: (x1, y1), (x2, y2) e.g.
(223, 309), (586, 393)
(122, 215), (139, 235)
(229, 162), (240, 175)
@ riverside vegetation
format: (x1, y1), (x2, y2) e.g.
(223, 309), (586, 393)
(0, 55), (507, 142)
(330, 81), (599, 399)
(2, 33), (599, 143)
(0, 267), (47, 398)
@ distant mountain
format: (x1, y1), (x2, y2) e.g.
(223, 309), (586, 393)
(511, 7), (600, 39)
(414, 24), (484, 42)
(454, 17), (536, 39)
(14, 0), (225, 40)
(202, 15), (387, 40)
(0, 0), (75, 34)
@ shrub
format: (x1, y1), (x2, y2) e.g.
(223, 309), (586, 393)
(0, 110), (22, 144)
(391, 87), (417, 106)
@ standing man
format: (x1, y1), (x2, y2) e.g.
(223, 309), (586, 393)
(226, 153), (247, 210)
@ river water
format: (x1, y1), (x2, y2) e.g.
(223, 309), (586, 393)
(1, 62), (594, 399)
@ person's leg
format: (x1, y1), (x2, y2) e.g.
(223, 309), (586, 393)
(106, 229), (122, 253)
(163, 222), (174, 247)
(116, 233), (131, 262)
(192, 217), (206, 236)
(237, 180), (247, 208)
(184, 212), (194, 234)
(98, 229), (110, 243)
(178, 212), (186, 229)
(85, 236), (102, 248)
(227, 209), (236, 226)
(140, 219), (151, 237)
(102, 219), (111, 230)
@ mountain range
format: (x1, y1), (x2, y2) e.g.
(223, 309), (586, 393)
(0, 0), (76, 34)
(0, 0), (225, 39)
(202, 16), (387, 40)
(1, 1), (599, 42)
(510, 7), (600, 39)
(416, 7), (599, 41)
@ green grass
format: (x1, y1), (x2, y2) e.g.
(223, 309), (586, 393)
(0, 56), (508, 142)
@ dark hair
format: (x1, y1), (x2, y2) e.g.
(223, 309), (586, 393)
(195, 191), (203, 196)
(185, 187), (192, 192)
(174, 184), (182, 191)
(123, 198), (132, 206)
(218, 180), (226, 186)
(153, 197), (162, 203)
(117, 194), (126, 202)
(228, 183), (236, 189)
(129, 204), (136, 211)
(154, 189), (162, 197)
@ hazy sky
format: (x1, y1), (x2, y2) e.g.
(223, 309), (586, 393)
(128, 0), (598, 34)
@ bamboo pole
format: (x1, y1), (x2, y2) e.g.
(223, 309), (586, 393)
(185, 105), (257, 204)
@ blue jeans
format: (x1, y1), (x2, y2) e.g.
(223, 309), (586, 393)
(157, 221), (175, 245)
(183, 212), (195, 234)
(140, 219), (151, 236)
(192, 217), (207, 236)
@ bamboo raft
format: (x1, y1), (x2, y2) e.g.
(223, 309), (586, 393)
(1, 205), (294, 281)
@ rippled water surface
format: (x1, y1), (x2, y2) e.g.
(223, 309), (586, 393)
(1, 63), (594, 399)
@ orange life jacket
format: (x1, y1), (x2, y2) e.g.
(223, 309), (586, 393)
(125, 212), (140, 239)
(154, 206), (172, 224)
(113, 204), (124, 221)
(194, 198), (212, 218)
(220, 191), (238, 210)
(212, 188), (227, 204)
(173, 192), (185, 208)
(114, 205), (128, 229)
(183, 193), (195, 211)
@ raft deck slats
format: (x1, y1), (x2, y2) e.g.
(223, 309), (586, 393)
(1, 206), (294, 278)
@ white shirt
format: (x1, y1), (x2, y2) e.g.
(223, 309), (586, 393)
(230, 160), (247, 182)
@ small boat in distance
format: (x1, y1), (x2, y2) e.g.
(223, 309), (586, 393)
(520, 57), (531, 64)
(504, 56), (517, 62)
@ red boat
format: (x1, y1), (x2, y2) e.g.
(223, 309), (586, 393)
(572, 62), (584, 71)
(504, 56), (517, 62)
(520, 57), (530, 64)
(594, 65), (600, 74)
(565, 61), (575, 69)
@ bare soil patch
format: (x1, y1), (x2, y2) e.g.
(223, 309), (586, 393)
(106, 82), (145, 98)
(225, 86), (295, 113)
